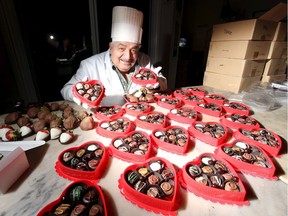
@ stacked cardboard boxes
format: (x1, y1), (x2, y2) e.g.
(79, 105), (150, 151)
(261, 22), (287, 83)
(203, 3), (287, 93)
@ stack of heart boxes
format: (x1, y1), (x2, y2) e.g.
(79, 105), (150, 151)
(39, 70), (282, 215)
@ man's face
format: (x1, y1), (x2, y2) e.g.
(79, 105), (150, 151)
(110, 42), (140, 73)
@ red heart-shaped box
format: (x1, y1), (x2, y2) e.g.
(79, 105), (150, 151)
(96, 117), (135, 139)
(118, 157), (180, 215)
(186, 87), (206, 97)
(109, 130), (153, 162)
(182, 94), (205, 106)
(220, 113), (260, 131)
(153, 91), (173, 100)
(37, 180), (108, 216)
(233, 128), (282, 157)
(215, 139), (278, 180)
(193, 102), (224, 117)
(222, 102), (250, 116)
(124, 102), (152, 117)
(151, 125), (190, 155)
(167, 106), (198, 124)
(172, 89), (190, 99)
(72, 80), (105, 107)
(156, 97), (183, 110)
(178, 152), (249, 205)
(131, 68), (158, 85)
(204, 94), (226, 105)
(135, 111), (167, 130)
(55, 141), (109, 182)
(188, 121), (229, 147)
(94, 105), (124, 121)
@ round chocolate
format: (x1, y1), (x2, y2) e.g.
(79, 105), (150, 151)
(88, 159), (99, 170)
(82, 187), (99, 204)
(147, 186), (159, 198)
(89, 204), (103, 216)
(160, 181), (174, 196)
(148, 174), (160, 185)
(70, 204), (86, 216)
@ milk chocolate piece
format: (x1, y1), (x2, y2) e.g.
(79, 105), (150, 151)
(83, 187), (99, 204)
(70, 204), (86, 216)
(89, 204), (103, 216)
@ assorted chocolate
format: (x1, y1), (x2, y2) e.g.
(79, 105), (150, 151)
(61, 143), (104, 171)
(194, 123), (226, 139)
(197, 103), (222, 111)
(126, 160), (175, 199)
(239, 129), (280, 148)
(153, 127), (188, 147)
(42, 182), (105, 216)
(222, 141), (272, 168)
(223, 102), (248, 111)
(75, 82), (103, 102)
(113, 132), (150, 155)
(138, 113), (165, 125)
(226, 114), (258, 126)
(186, 155), (241, 192)
(126, 103), (150, 112)
(205, 94), (225, 101)
(183, 95), (204, 103)
(100, 118), (130, 132)
(159, 98), (181, 105)
(169, 107), (197, 119)
(96, 106), (122, 117)
(134, 69), (156, 80)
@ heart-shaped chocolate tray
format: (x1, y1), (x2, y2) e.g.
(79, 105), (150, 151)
(55, 141), (108, 181)
(72, 80), (105, 107)
(151, 126), (190, 154)
(194, 102), (223, 117)
(178, 153), (249, 205)
(118, 157), (179, 215)
(186, 87), (206, 97)
(167, 106), (198, 124)
(188, 121), (229, 146)
(135, 111), (167, 130)
(94, 105), (124, 121)
(204, 93), (226, 105)
(233, 128), (282, 157)
(156, 97), (183, 110)
(96, 117), (135, 139)
(124, 102), (152, 117)
(215, 139), (277, 180)
(222, 101), (250, 116)
(109, 130), (153, 162)
(37, 180), (107, 216)
(182, 94), (205, 106)
(131, 68), (158, 85)
(220, 113), (260, 131)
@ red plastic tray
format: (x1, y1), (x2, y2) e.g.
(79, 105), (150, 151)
(193, 102), (223, 117)
(37, 180), (108, 216)
(156, 97), (183, 110)
(135, 111), (168, 130)
(118, 157), (180, 215)
(204, 94), (226, 105)
(94, 105), (124, 121)
(153, 91), (173, 100)
(220, 114), (260, 131)
(151, 125), (190, 155)
(167, 107), (198, 124)
(55, 141), (108, 182)
(96, 117), (135, 139)
(233, 128), (282, 157)
(186, 87), (206, 97)
(188, 121), (229, 147)
(72, 80), (105, 107)
(178, 152), (249, 205)
(182, 94), (205, 106)
(109, 130), (153, 162)
(124, 102), (152, 117)
(131, 68), (158, 85)
(172, 89), (190, 99)
(222, 102), (250, 116)
(215, 139), (278, 180)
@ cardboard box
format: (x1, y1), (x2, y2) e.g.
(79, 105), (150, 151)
(261, 74), (287, 83)
(211, 19), (277, 41)
(267, 41), (287, 59)
(263, 59), (287, 76)
(0, 147), (29, 194)
(208, 41), (271, 60)
(203, 71), (261, 93)
(273, 22), (287, 41)
(206, 57), (265, 77)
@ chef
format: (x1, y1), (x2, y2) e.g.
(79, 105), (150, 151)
(60, 6), (167, 107)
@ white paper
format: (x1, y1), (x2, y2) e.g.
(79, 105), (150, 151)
(0, 141), (46, 151)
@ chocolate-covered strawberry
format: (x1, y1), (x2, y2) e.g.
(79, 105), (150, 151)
(17, 116), (31, 127)
(35, 129), (50, 141)
(59, 131), (74, 144)
(4, 111), (21, 124)
(76, 110), (89, 120)
(50, 118), (63, 128)
(38, 109), (50, 120)
(80, 115), (95, 131)
(27, 106), (40, 119)
(59, 103), (69, 111)
(19, 125), (33, 137)
(50, 102), (60, 111)
(33, 119), (47, 133)
(63, 106), (74, 119)
(44, 112), (58, 123)
(63, 115), (79, 130)
(50, 127), (62, 140)
(2, 129), (20, 141)
(0, 125), (14, 140)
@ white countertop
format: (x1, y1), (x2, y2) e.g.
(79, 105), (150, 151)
(0, 91), (287, 216)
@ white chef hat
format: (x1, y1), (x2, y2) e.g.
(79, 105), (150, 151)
(111, 6), (143, 44)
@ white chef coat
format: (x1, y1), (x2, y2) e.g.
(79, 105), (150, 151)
(60, 49), (167, 106)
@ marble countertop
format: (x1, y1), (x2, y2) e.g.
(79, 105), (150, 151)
(0, 91), (287, 216)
